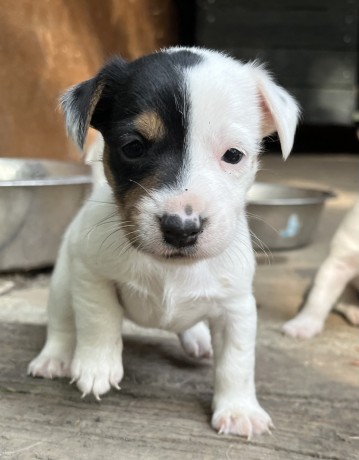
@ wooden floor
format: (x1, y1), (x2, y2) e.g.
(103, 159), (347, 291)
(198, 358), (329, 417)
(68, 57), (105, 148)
(0, 154), (358, 459)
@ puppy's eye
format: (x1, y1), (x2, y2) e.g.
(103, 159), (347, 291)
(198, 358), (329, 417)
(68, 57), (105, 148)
(122, 140), (145, 160)
(221, 148), (245, 164)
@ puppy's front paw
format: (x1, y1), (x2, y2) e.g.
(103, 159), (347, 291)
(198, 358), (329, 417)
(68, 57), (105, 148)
(28, 343), (73, 379)
(71, 345), (123, 400)
(282, 314), (323, 339)
(212, 402), (273, 438)
(179, 322), (212, 358)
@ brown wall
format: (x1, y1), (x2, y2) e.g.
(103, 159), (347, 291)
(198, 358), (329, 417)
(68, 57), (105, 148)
(0, 0), (177, 161)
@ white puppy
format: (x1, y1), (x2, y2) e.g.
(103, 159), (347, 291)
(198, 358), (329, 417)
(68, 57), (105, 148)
(283, 199), (359, 338)
(28, 47), (299, 437)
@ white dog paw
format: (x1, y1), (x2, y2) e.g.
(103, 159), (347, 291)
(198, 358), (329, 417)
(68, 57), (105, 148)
(71, 346), (123, 400)
(212, 403), (273, 438)
(28, 345), (73, 379)
(179, 322), (212, 358)
(282, 315), (324, 339)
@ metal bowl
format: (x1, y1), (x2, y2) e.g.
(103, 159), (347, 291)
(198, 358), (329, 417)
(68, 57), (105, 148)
(247, 182), (335, 250)
(0, 158), (92, 271)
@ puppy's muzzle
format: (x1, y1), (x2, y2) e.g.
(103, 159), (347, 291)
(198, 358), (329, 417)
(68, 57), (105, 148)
(160, 213), (203, 248)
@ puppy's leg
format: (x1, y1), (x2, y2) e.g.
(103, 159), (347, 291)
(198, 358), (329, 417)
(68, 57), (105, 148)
(70, 261), (124, 400)
(178, 321), (212, 358)
(335, 302), (359, 326)
(28, 249), (75, 379)
(282, 256), (357, 338)
(210, 295), (272, 438)
(334, 280), (359, 325)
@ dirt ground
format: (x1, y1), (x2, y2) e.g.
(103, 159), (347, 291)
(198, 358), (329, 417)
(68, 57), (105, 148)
(0, 154), (358, 460)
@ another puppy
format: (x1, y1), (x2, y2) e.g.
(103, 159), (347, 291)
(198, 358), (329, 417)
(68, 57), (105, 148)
(28, 47), (299, 437)
(283, 199), (359, 338)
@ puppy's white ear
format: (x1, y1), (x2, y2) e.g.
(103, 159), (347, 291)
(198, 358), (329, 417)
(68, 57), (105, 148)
(253, 66), (300, 159)
(59, 57), (127, 150)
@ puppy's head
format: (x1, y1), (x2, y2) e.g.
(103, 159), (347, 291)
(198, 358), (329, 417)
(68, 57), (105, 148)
(61, 48), (299, 260)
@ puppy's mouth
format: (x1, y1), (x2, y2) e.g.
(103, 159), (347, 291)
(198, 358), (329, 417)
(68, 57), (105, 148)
(129, 236), (200, 261)
(161, 247), (199, 260)
(120, 225), (200, 260)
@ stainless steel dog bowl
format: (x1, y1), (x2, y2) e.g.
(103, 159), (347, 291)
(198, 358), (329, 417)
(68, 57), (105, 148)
(247, 182), (334, 250)
(0, 158), (92, 271)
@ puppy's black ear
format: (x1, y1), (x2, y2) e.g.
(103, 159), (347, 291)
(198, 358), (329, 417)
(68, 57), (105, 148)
(59, 57), (127, 150)
(59, 77), (104, 150)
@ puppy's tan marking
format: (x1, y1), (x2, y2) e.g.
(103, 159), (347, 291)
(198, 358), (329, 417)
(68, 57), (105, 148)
(120, 176), (160, 248)
(134, 111), (165, 141)
(103, 143), (159, 246)
(102, 143), (116, 191)
(122, 175), (158, 215)
(86, 80), (105, 135)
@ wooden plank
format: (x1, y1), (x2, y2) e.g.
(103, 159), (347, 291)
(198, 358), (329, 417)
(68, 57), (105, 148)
(0, 322), (358, 459)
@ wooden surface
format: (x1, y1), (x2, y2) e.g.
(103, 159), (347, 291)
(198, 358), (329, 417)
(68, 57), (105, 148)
(1, 154), (359, 459)
(0, 0), (177, 161)
(1, 320), (359, 460)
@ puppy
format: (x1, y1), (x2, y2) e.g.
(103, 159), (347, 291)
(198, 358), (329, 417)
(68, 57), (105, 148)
(283, 199), (359, 338)
(28, 47), (299, 437)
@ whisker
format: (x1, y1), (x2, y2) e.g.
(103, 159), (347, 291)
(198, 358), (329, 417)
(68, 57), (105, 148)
(105, 229), (140, 253)
(95, 221), (135, 229)
(246, 212), (279, 234)
(250, 230), (272, 265)
(100, 228), (123, 251)
(245, 212), (274, 264)
(128, 179), (154, 199)
(92, 212), (118, 227)
(88, 199), (116, 205)
(84, 215), (134, 241)
(117, 235), (142, 258)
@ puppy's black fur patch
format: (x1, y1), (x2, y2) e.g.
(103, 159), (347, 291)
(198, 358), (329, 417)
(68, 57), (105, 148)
(100, 51), (202, 199)
(63, 50), (203, 201)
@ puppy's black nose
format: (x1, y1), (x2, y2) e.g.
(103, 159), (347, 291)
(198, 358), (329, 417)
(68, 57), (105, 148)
(160, 213), (203, 248)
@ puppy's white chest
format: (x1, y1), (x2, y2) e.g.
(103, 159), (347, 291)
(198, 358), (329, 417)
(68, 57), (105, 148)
(118, 266), (223, 332)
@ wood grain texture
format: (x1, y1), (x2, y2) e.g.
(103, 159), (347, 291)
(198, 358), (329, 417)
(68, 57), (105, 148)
(1, 321), (358, 460)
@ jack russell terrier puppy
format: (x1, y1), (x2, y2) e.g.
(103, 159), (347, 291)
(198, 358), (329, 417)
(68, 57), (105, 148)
(283, 199), (359, 338)
(28, 47), (299, 437)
